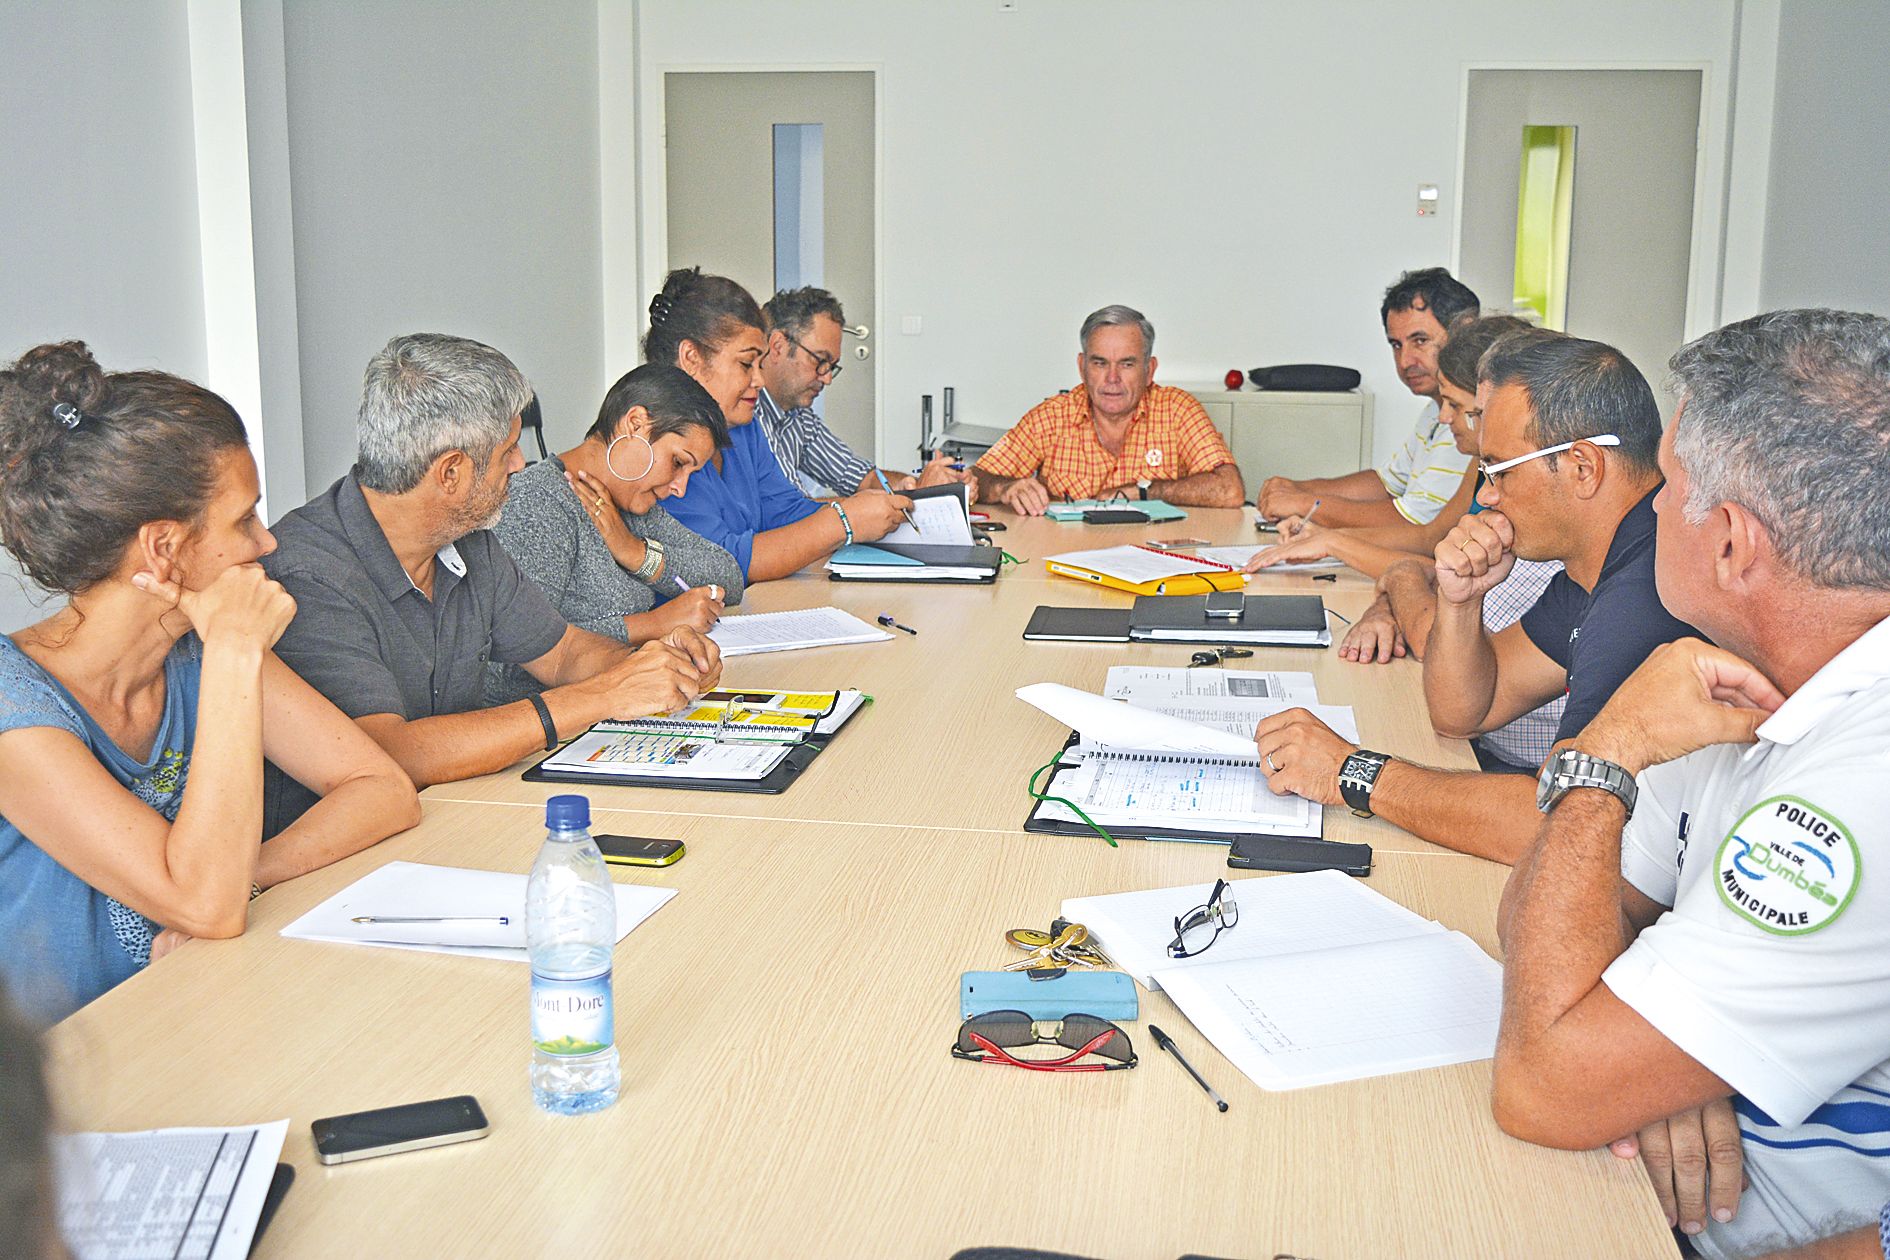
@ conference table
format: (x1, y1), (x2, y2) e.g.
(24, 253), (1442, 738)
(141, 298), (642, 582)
(49, 507), (1674, 1259)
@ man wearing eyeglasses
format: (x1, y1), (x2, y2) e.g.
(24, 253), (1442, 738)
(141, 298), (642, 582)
(755, 287), (967, 497)
(1253, 330), (1694, 866)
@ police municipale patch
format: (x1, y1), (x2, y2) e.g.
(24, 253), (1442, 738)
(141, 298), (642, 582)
(1714, 795), (1860, 935)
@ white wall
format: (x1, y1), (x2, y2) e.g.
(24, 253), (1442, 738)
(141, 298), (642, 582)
(1759, 0), (1890, 314)
(631, 0), (1745, 467)
(278, 0), (608, 492)
(0, 0), (208, 631)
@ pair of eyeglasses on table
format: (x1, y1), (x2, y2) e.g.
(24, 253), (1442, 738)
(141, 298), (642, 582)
(1167, 878), (1239, 959)
(951, 1010), (1136, 1071)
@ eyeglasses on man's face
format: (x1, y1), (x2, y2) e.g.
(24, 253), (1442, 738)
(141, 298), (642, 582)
(1477, 434), (1620, 484)
(790, 335), (842, 380)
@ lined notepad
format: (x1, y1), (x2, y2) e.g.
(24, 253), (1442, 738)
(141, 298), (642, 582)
(708, 606), (892, 656)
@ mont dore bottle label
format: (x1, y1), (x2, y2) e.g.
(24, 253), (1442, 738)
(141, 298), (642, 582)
(530, 969), (614, 1055)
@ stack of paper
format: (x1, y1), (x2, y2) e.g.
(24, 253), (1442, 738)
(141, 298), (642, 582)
(55, 1120), (289, 1260)
(1062, 871), (1502, 1090)
(280, 862), (676, 959)
(1046, 545), (1227, 585)
(708, 606), (892, 656)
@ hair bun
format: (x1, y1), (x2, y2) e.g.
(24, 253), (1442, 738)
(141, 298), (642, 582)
(10, 341), (107, 414)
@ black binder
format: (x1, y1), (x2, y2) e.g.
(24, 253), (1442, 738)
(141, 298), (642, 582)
(1021, 606), (1133, 642)
(1127, 593), (1329, 646)
(520, 702), (866, 795)
(828, 541), (1002, 583)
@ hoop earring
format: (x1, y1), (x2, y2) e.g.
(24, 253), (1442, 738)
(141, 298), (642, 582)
(605, 433), (656, 482)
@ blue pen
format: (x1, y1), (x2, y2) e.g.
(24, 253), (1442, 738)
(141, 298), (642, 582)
(874, 469), (920, 533)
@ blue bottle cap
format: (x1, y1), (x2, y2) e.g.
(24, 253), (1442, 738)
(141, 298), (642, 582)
(545, 794), (590, 830)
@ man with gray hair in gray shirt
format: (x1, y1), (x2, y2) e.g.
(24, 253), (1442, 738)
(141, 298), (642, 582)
(262, 333), (720, 832)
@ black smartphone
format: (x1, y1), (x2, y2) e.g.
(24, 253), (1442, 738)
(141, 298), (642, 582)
(1228, 834), (1373, 877)
(595, 834), (686, 867)
(312, 1095), (489, 1166)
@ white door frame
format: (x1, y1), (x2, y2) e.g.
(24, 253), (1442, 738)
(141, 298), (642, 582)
(623, 61), (886, 465)
(1449, 61), (1723, 340)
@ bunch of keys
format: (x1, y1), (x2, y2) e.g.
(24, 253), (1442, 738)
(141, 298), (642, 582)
(1002, 918), (1113, 972)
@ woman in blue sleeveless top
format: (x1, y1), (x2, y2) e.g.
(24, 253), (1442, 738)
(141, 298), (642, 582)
(0, 342), (420, 1024)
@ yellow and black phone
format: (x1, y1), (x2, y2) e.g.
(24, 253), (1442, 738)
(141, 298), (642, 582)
(595, 834), (686, 868)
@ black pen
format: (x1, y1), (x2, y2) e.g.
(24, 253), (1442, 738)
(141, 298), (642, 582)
(1149, 1024), (1228, 1112)
(877, 613), (918, 636)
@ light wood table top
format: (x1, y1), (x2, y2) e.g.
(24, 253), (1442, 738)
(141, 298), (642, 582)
(49, 507), (1670, 1258)
(429, 507), (1466, 853)
(50, 798), (1670, 1259)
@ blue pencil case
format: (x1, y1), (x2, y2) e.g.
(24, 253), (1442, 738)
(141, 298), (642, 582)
(959, 970), (1139, 1021)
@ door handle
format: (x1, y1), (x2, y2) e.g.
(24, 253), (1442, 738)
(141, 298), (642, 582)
(842, 323), (869, 339)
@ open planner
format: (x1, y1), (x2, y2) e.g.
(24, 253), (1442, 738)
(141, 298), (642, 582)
(826, 485), (1001, 582)
(524, 687), (869, 794)
(1044, 544), (1245, 597)
(1062, 871), (1503, 1090)
(1015, 671), (1356, 842)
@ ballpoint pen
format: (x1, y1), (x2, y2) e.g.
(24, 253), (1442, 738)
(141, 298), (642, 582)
(1149, 1024), (1228, 1112)
(874, 468), (921, 533)
(352, 915), (510, 925)
(877, 613), (918, 636)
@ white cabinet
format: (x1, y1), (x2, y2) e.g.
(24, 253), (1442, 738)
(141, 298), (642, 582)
(1177, 383), (1374, 484)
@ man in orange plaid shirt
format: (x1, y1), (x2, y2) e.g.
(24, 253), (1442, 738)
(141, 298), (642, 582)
(972, 306), (1244, 515)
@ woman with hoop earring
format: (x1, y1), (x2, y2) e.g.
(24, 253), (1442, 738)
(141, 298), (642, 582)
(487, 363), (745, 706)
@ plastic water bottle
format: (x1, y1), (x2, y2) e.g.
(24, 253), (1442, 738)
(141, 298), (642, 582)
(527, 794), (620, 1114)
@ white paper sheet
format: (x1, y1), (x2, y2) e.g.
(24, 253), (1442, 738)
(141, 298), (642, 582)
(708, 606), (892, 656)
(1104, 666), (1320, 704)
(1015, 683), (1258, 757)
(544, 729), (792, 779)
(1152, 932), (1502, 1090)
(54, 1120), (288, 1260)
(1196, 544), (1345, 572)
(1045, 544), (1225, 584)
(877, 485), (974, 545)
(1061, 869), (1442, 988)
(281, 862), (676, 960)
(1136, 699), (1358, 744)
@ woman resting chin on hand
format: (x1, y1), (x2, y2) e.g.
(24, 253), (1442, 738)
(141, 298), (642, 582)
(0, 340), (419, 1025)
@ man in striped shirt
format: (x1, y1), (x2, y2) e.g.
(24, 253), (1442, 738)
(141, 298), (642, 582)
(756, 286), (967, 497)
(1258, 268), (1480, 528)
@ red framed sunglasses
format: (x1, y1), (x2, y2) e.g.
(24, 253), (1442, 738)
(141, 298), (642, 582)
(951, 1010), (1137, 1072)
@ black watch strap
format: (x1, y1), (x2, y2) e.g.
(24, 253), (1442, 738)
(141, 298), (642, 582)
(528, 693), (559, 751)
(1338, 750), (1391, 818)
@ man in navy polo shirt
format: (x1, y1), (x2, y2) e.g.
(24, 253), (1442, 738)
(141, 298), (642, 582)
(1251, 330), (1694, 865)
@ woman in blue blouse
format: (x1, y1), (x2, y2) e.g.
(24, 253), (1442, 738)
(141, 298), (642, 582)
(0, 342), (418, 1024)
(653, 268), (912, 581)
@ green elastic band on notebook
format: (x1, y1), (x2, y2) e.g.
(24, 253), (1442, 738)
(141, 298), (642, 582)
(1027, 755), (1118, 848)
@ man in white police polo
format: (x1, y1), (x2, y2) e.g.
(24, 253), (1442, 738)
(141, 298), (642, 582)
(1490, 308), (1890, 1260)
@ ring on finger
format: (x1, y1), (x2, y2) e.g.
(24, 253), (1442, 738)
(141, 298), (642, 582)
(1265, 753), (1280, 772)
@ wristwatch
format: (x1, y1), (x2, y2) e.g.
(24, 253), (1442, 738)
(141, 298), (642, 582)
(632, 536), (666, 583)
(1136, 478), (1152, 501)
(1338, 750), (1392, 818)
(1536, 748), (1638, 817)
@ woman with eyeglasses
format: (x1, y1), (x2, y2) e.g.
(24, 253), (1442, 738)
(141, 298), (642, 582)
(651, 268), (914, 582)
(488, 362), (747, 705)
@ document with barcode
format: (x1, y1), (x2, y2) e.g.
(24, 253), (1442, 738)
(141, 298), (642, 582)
(1102, 666), (1319, 704)
(54, 1120), (288, 1260)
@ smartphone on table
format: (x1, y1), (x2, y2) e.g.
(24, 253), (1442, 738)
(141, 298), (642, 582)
(595, 834), (686, 867)
(312, 1095), (489, 1165)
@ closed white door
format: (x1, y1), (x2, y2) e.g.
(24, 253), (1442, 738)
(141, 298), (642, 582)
(664, 71), (877, 460)
(1459, 69), (1702, 399)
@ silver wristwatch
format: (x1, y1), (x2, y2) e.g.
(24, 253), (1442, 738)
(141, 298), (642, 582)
(632, 536), (666, 583)
(1535, 748), (1638, 817)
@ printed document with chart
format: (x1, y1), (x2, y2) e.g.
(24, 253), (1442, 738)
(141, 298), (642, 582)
(1016, 672), (1356, 840)
(1065, 871), (1502, 1090)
